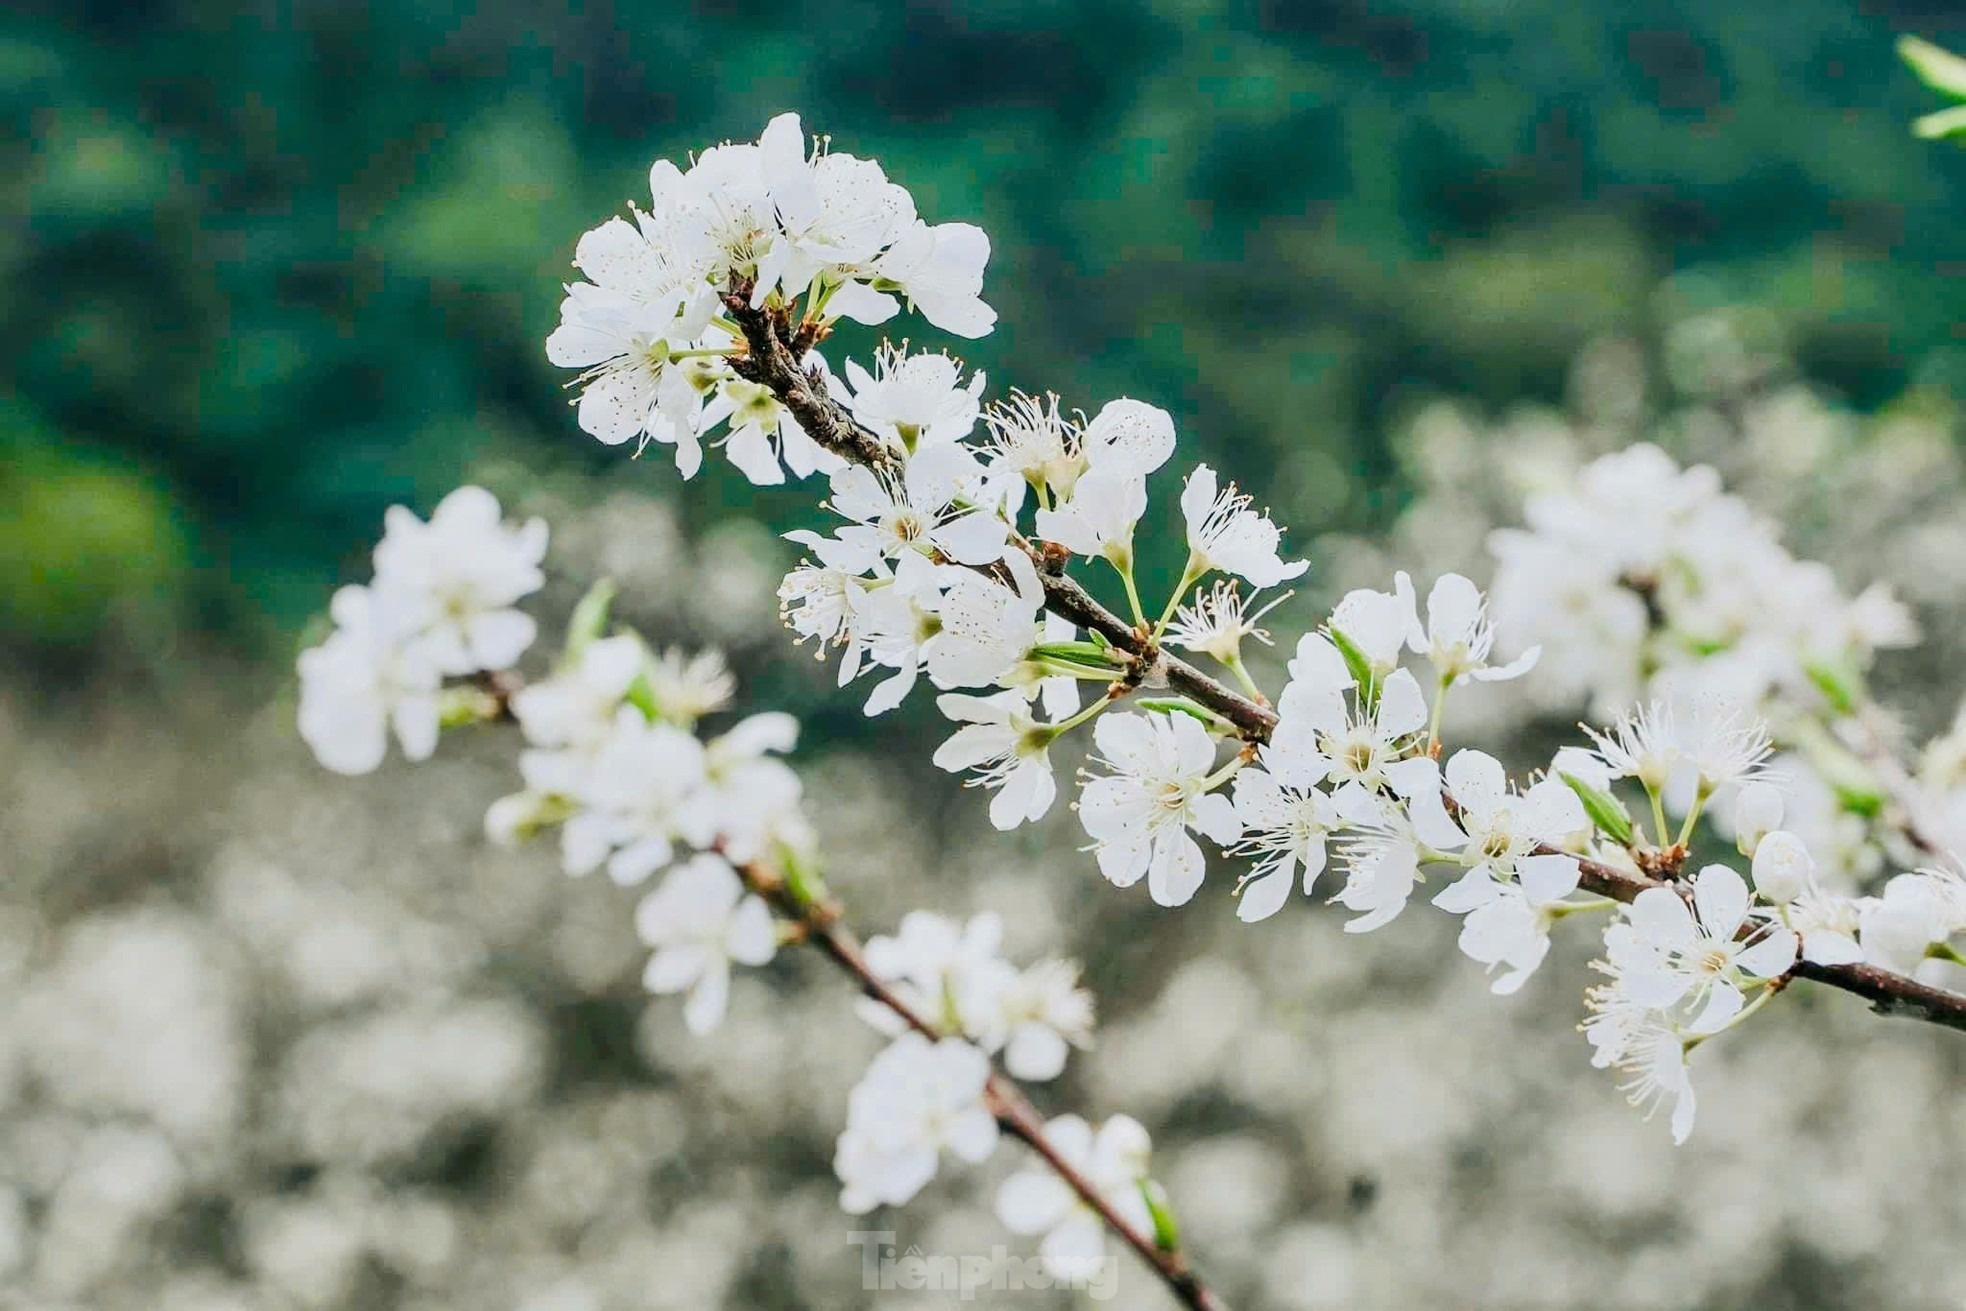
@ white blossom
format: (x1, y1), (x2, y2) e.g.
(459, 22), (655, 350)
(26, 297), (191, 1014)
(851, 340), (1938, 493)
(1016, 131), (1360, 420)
(701, 713), (806, 862)
(980, 390), (1084, 505)
(296, 586), (443, 776)
(634, 854), (777, 1035)
(1079, 398), (1176, 477)
(989, 959), (1095, 1081)
(1401, 571), (1539, 685)
(1431, 853), (1583, 994)
(1327, 583), (1414, 680)
(873, 218), (997, 338)
(1748, 830), (1815, 905)
(926, 552), (1043, 691)
(933, 692), (1059, 830)
(1179, 464), (1308, 588)
(825, 444), (1006, 569)
(754, 112), (915, 308)
(862, 911), (1016, 1038)
(1165, 581), (1286, 666)
(510, 634), (646, 752)
(835, 1034), (998, 1214)
(1033, 466), (1147, 568)
(697, 378), (839, 485)
(1858, 869), (1965, 973)
(1605, 864), (1796, 1033)
(996, 1115), (1149, 1280)
(557, 707), (711, 886)
(1228, 757), (1339, 923)
(1077, 712), (1241, 907)
(1434, 749), (1585, 876)
(844, 345), (985, 455)
(546, 287), (718, 458)
(371, 485), (547, 675)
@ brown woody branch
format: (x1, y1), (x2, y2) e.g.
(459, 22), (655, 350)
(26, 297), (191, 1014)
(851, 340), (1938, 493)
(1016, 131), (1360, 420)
(738, 864), (1229, 1311)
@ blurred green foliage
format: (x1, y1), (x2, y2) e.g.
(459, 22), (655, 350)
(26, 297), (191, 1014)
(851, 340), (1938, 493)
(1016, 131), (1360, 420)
(7, 1), (1966, 656)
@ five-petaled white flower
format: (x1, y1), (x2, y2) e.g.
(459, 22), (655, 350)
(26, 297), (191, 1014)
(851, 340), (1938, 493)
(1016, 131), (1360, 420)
(296, 585), (444, 776)
(634, 854), (778, 1035)
(844, 345), (986, 455)
(1229, 727), (1342, 923)
(835, 1034), (999, 1214)
(1179, 464), (1309, 588)
(825, 444), (1007, 570)
(1077, 712), (1241, 907)
(558, 707), (713, 886)
(934, 692), (1060, 830)
(1431, 853), (1583, 994)
(1606, 863), (1797, 1033)
(1033, 466), (1147, 570)
(1401, 571), (1540, 685)
(371, 485), (548, 675)
(927, 552), (1044, 691)
(1434, 749), (1586, 875)
(996, 1115), (1150, 1280)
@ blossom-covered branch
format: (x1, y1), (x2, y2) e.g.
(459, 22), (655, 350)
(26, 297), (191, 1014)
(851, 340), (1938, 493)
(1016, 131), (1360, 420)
(296, 490), (1227, 1306)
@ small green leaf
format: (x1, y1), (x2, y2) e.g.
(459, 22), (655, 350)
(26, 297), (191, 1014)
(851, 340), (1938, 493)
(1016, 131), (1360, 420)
(1901, 35), (1966, 101)
(1141, 1179), (1180, 1253)
(1324, 625), (1380, 708)
(1560, 771), (1636, 848)
(1030, 640), (1124, 667)
(563, 577), (618, 660)
(623, 670), (660, 721)
(1137, 697), (1232, 731)
(1802, 657), (1861, 716)
(1915, 104), (1966, 140)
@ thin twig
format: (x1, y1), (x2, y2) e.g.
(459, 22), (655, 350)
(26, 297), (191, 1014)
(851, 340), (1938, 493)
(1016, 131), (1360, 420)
(739, 865), (1230, 1311)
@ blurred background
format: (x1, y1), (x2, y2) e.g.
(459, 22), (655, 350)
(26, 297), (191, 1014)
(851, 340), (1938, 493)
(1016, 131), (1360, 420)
(5, 2), (1966, 1308)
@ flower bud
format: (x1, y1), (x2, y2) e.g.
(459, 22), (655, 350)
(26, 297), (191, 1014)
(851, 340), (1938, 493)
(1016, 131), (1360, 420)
(1750, 829), (1814, 903)
(1733, 781), (1784, 856)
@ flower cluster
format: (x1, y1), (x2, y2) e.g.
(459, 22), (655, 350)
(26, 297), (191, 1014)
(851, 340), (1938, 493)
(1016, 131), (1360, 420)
(1488, 443), (1916, 720)
(295, 492), (1184, 1291)
(297, 486), (546, 775)
(547, 113), (993, 480)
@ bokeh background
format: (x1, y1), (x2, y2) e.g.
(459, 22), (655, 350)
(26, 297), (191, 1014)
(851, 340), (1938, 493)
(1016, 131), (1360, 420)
(6, 3), (1966, 1308)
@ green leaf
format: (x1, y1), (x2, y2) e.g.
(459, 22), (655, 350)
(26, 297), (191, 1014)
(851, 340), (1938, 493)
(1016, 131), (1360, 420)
(623, 671), (660, 722)
(1559, 772), (1636, 848)
(1901, 35), (1966, 101)
(1914, 104), (1966, 141)
(1141, 1179), (1180, 1253)
(564, 576), (617, 661)
(1324, 625), (1380, 708)
(1136, 697), (1231, 731)
(1801, 656), (1861, 716)
(1030, 639), (1124, 667)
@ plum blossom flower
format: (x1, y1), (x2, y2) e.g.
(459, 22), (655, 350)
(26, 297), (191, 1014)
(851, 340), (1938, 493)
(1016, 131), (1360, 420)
(509, 634), (647, 752)
(1033, 466), (1147, 569)
(754, 112), (915, 308)
(1747, 829), (1815, 904)
(698, 378), (840, 485)
(546, 287), (718, 458)
(1328, 783), (1449, 933)
(996, 1115), (1150, 1280)
(1165, 581), (1287, 666)
(862, 911), (1016, 1037)
(988, 959), (1095, 1081)
(700, 712), (806, 862)
(1605, 863), (1797, 1033)
(1077, 712), (1241, 907)
(1431, 853), (1583, 994)
(1401, 571), (1540, 685)
(980, 390), (1085, 506)
(634, 854), (777, 1035)
(873, 218), (997, 338)
(296, 585), (444, 776)
(557, 707), (712, 886)
(926, 552), (1044, 691)
(844, 345), (985, 455)
(835, 1035), (999, 1213)
(1229, 729), (1341, 922)
(1179, 464), (1308, 588)
(371, 485), (548, 675)
(838, 553), (945, 715)
(1267, 635), (1433, 796)
(1858, 868), (1966, 973)
(933, 692), (1059, 830)
(1080, 398), (1176, 477)
(1327, 583), (1414, 681)
(825, 444), (1007, 570)
(1434, 749), (1586, 876)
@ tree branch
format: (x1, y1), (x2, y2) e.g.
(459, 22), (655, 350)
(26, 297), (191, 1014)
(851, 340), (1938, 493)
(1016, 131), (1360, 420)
(721, 295), (1966, 1037)
(738, 864), (1230, 1311)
